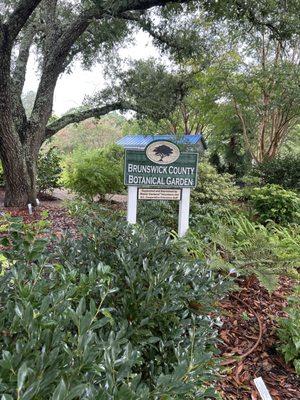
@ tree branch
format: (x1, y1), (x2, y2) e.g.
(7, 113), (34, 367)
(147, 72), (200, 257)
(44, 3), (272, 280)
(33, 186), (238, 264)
(50, 0), (190, 67)
(31, 0), (189, 139)
(45, 101), (135, 138)
(13, 24), (35, 98)
(6, 0), (42, 42)
(118, 11), (186, 51)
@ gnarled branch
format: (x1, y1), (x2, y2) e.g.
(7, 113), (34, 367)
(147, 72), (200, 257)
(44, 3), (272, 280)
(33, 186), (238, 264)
(45, 101), (135, 138)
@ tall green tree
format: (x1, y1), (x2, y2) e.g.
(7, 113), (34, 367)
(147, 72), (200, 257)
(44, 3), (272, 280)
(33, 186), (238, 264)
(215, 35), (300, 163)
(89, 59), (209, 135)
(192, 1), (300, 163)
(0, 0), (194, 207)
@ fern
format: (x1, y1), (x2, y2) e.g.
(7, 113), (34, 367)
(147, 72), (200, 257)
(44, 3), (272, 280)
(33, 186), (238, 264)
(186, 215), (300, 292)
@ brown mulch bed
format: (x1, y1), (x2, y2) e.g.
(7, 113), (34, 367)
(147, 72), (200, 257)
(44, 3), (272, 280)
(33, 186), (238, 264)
(0, 187), (77, 238)
(0, 188), (125, 237)
(0, 203), (78, 239)
(217, 277), (300, 399)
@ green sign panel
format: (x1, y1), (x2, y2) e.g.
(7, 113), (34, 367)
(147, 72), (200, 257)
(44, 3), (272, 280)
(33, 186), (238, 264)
(125, 145), (198, 188)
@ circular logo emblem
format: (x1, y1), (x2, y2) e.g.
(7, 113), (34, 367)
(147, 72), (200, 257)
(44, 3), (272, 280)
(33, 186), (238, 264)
(146, 141), (180, 165)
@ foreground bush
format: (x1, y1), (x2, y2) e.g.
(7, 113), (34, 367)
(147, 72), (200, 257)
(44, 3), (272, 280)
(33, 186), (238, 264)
(0, 212), (230, 399)
(253, 155), (300, 191)
(249, 184), (300, 224)
(61, 144), (124, 199)
(278, 286), (300, 375)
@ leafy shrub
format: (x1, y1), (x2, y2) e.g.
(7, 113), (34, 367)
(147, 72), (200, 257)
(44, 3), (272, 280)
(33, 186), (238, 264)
(191, 162), (239, 207)
(61, 144), (124, 199)
(253, 155), (300, 191)
(37, 146), (62, 194)
(0, 210), (230, 399)
(249, 184), (300, 224)
(277, 286), (300, 375)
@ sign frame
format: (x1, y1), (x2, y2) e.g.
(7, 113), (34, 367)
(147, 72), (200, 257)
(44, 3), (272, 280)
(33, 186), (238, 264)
(124, 139), (198, 237)
(124, 148), (198, 189)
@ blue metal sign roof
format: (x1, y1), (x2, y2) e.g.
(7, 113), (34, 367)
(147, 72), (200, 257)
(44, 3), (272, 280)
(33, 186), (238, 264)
(117, 134), (203, 150)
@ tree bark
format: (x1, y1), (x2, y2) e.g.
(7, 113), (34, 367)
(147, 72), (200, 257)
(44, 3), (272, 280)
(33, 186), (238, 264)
(0, 126), (39, 207)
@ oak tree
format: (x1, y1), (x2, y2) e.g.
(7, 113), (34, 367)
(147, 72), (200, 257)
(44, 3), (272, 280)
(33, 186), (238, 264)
(0, 0), (192, 207)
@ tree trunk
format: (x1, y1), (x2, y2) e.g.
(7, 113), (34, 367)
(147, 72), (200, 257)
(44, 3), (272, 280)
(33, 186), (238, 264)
(0, 138), (38, 207)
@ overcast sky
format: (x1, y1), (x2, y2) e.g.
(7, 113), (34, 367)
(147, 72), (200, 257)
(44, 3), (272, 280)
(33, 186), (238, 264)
(23, 31), (160, 116)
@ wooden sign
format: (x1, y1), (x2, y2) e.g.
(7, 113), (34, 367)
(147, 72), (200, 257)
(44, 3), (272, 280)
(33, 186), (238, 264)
(125, 140), (198, 237)
(124, 141), (198, 188)
(138, 188), (181, 201)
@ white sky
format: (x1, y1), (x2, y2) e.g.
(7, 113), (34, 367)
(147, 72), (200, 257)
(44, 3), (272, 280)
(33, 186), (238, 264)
(23, 31), (160, 116)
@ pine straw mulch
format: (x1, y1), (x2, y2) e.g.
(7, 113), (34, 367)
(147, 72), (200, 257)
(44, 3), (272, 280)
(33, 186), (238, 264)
(217, 276), (300, 399)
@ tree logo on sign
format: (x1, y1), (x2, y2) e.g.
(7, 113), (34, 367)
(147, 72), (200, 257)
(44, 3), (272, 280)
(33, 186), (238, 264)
(153, 145), (174, 161)
(146, 140), (180, 165)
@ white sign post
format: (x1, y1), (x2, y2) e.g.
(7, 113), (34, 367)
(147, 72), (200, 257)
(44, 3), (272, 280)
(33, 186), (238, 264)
(178, 188), (191, 237)
(127, 186), (138, 224)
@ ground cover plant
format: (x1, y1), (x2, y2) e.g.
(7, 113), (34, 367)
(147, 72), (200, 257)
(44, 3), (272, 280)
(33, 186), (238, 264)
(0, 209), (231, 399)
(187, 215), (300, 293)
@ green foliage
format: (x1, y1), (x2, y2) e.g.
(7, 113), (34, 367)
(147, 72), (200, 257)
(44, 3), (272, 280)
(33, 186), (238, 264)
(207, 104), (252, 178)
(191, 161), (239, 208)
(0, 212), (50, 265)
(278, 286), (300, 375)
(0, 209), (230, 399)
(138, 200), (178, 231)
(90, 57), (215, 136)
(249, 184), (300, 224)
(252, 155), (300, 191)
(37, 147), (62, 194)
(91, 59), (187, 132)
(185, 215), (300, 292)
(61, 144), (124, 199)
(52, 113), (126, 154)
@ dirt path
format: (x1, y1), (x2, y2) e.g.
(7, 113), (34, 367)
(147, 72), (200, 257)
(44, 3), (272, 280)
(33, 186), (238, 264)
(0, 188), (127, 210)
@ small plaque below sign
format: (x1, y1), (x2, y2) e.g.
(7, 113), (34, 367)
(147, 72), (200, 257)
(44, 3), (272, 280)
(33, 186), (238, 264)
(138, 188), (181, 201)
